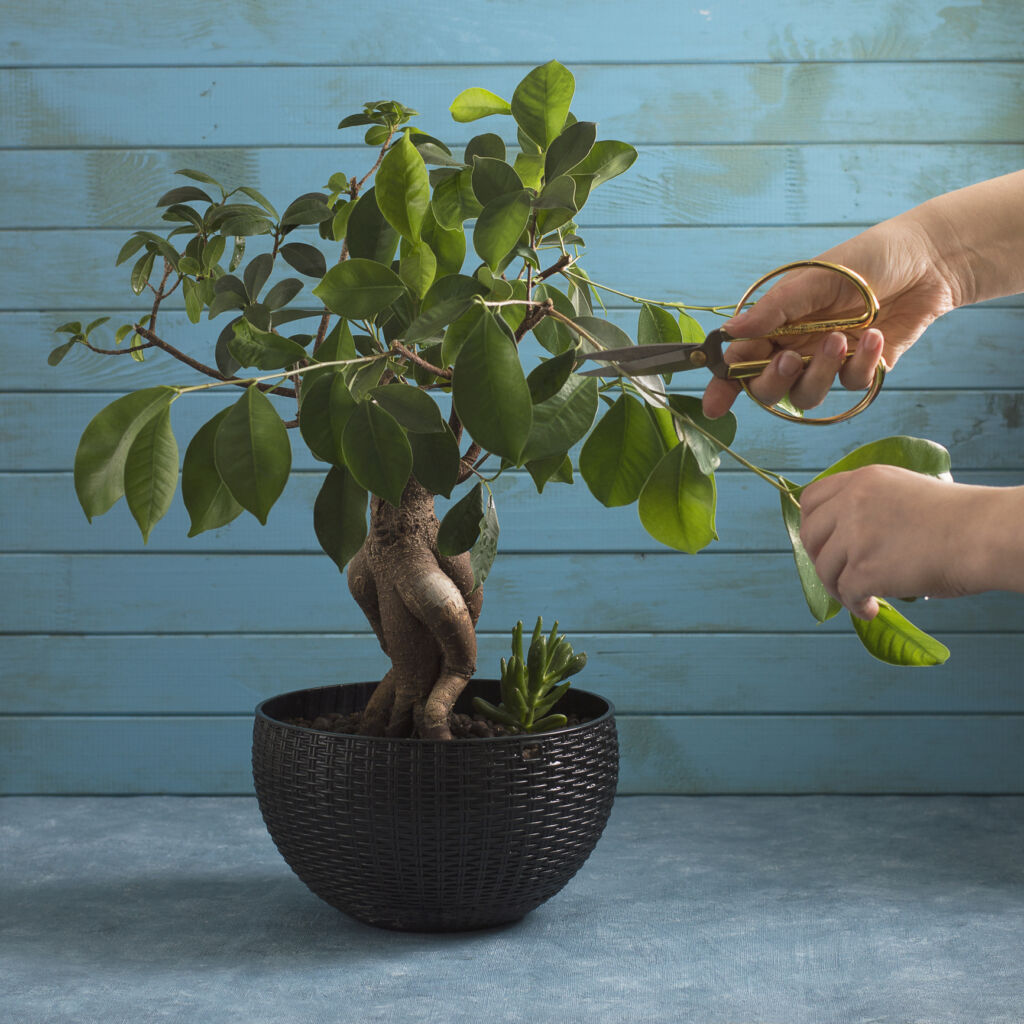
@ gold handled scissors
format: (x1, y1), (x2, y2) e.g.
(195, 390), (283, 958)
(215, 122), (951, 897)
(577, 260), (884, 425)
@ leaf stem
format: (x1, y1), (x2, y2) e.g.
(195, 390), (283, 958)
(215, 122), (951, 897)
(560, 269), (735, 316)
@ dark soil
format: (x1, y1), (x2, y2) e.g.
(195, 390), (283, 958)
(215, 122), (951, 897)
(284, 708), (587, 739)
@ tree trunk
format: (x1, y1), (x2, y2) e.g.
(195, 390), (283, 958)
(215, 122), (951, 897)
(346, 478), (482, 740)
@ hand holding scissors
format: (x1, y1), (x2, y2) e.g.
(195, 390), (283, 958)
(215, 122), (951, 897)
(577, 260), (885, 425)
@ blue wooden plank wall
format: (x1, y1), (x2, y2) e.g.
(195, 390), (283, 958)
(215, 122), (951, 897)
(2, 0), (1024, 794)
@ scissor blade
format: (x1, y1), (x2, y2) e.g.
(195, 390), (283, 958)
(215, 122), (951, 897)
(577, 343), (704, 377)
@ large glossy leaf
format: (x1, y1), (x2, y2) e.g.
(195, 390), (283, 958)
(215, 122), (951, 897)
(470, 494), (500, 590)
(471, 156), (523, 207)
(341, 401), (412, 507)
(437, 482), (484, 556)
(228, 320), (308, 370)
(812, 436), (952, 483)
(666, 395), (737, 475)
(579, 394), (664, 507)
(313, 465), (368, 572)
(299, 372), (357, 465)
(182, 408), (243, 537)
(123, 406), (179, 542)
(369, 383), (446, 433)
(638, 303), (681, 347)
(430, 167), (482, 230)
(511, 60), (575, 150)
(465, 133), (506, 164)
(472, 189), (532, 272)
(344, 187), (400, 263)
(779, 477), (842, 622)
(214, 386), (292, 525)
(420, 207), (466, 280)
(638, 444), (717, 554)
(520, 373), (598, 463)
(441, 304), (485, 367)
(450, 87), (512, 123)
(410, 424), (461, 498)
(571, 139), (638, 186)
(313, 259), (406, 319)
(398, 238), (437, 299)
(545, 121), (597, 180)
(74, 387), (176, 521)
(280, 242), (327, 278)
(526, 347), (578, 405)
(452, 311), (533, 462)
(375, 131), (430, 243)
(852, 600), (951, 666)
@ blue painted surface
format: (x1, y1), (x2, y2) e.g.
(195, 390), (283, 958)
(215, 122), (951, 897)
(3, 796), (1024, 1022)
(2, 0), (1023, 792)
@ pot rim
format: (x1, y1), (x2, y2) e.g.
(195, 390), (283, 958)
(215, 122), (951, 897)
(254, 679), (616, 745)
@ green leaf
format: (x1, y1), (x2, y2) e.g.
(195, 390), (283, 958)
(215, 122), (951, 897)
(280, 242), (327, 278)
(638, 303), (682, 348)
(74, 387), (176, 521)
(441, 304), (485, 367)
(116, 234), (148, 266)
(471, 156), (523, 207)
(420, 206), (466, 279)
(228, 320), (307, 370)
(375, 131), (431, 243)
(214, 387), (292, 525)
(406, 274), (485, 345)
(280, 194), (333, 227)
(369, 383), (445, 433)
(313, 259), (406, 319)
(534, 175), (578, 234)
(409, 424), (461, 498)
(437, 482), (484, 556)
(431, 167), (482, 231)
(465, 133), (506, 164)
(545, 121), (597, 180)
(526, 347), (578, 404)
(130, 251), (156, 295)
(242, 253), (273, 301)
(679, 311), (704, 344)
(571, 139), (638, 186)
(314, 465), (368, 572)
(472, 189), (533, 272)
(665, 395), (737, 476)
(48, 339), (77, 366)
(341, 401), (412, 507)
(237, 186), (279, 219)
(182, 278), (203, 324)
(638, 444), (717, 554)
(511, 60), (575, 150)
(123, 406), (179, 542)
(182, 407), (244, 537)
(452, 311), (533, 463)
(579, 394), (664, 507)
(175, 168), (223, 188)
(513, 152), (544, 191)
(521, 373), (599, 463)
(450, 87), (512, 122)
(779, 477), (842, 622)
(299, 372), (357, 465)
(470, 494), (500, 590)
(264, 278), (304, 310)
(525, 452), (574, 493)
(812, 436), (952, 483)
(228, 236), (246, 271)
(398, 238), (437, 299)
(344, 187), (400, 264)
(851, 600), (950, 666)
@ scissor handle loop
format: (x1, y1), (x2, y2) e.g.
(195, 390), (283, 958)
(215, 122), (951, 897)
(733, 259), (884, 425)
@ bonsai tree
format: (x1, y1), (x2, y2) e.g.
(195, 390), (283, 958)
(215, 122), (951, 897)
(55, 62), (952, 741)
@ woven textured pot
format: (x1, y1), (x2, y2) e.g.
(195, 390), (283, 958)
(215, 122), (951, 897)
(252, 679), (618, 932)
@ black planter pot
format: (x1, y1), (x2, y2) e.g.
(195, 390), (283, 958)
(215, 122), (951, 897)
(252, 679), (618, 932)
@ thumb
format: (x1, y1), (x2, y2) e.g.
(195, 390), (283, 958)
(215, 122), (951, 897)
(723, 266), (835, 339)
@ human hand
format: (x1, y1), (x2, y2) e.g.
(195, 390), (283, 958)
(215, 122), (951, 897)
(702, 218), (959, 419)
(798, 465), (1022, 619)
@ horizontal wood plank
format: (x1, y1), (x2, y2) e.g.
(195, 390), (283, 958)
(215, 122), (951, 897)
(3, 632), (1022, 716)
(8, 226), (1024, 314)
(6, 144), (1024, 230)
(2, 713), (1021, 794)
(3, 469), (1018, 555)
(3, 64), (1022, 148)
(5, 0), (1023, 65)
(6, 388), (1023, 474)
(3, 551), (1022, 635)
(14, 305), (1024, 393)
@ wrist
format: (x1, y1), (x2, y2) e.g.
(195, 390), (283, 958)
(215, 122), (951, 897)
(961, 485), (1024, 595)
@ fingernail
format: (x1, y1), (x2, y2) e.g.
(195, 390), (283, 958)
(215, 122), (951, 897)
(863, 329), (884, 355)
(777, 351), (803, 377)
(824, 332), (847, 359)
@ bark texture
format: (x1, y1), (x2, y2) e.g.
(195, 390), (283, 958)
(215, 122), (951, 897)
(347, 479), (482, 739)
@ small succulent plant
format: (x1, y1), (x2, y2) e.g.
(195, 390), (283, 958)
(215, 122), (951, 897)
(474, 617), (587, 733)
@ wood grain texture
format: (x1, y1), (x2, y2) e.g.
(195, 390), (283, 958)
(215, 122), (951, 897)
(3, 0), (1023, 65)
(3, 64), (1022, 149)
(3, 5), (1023, 794)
